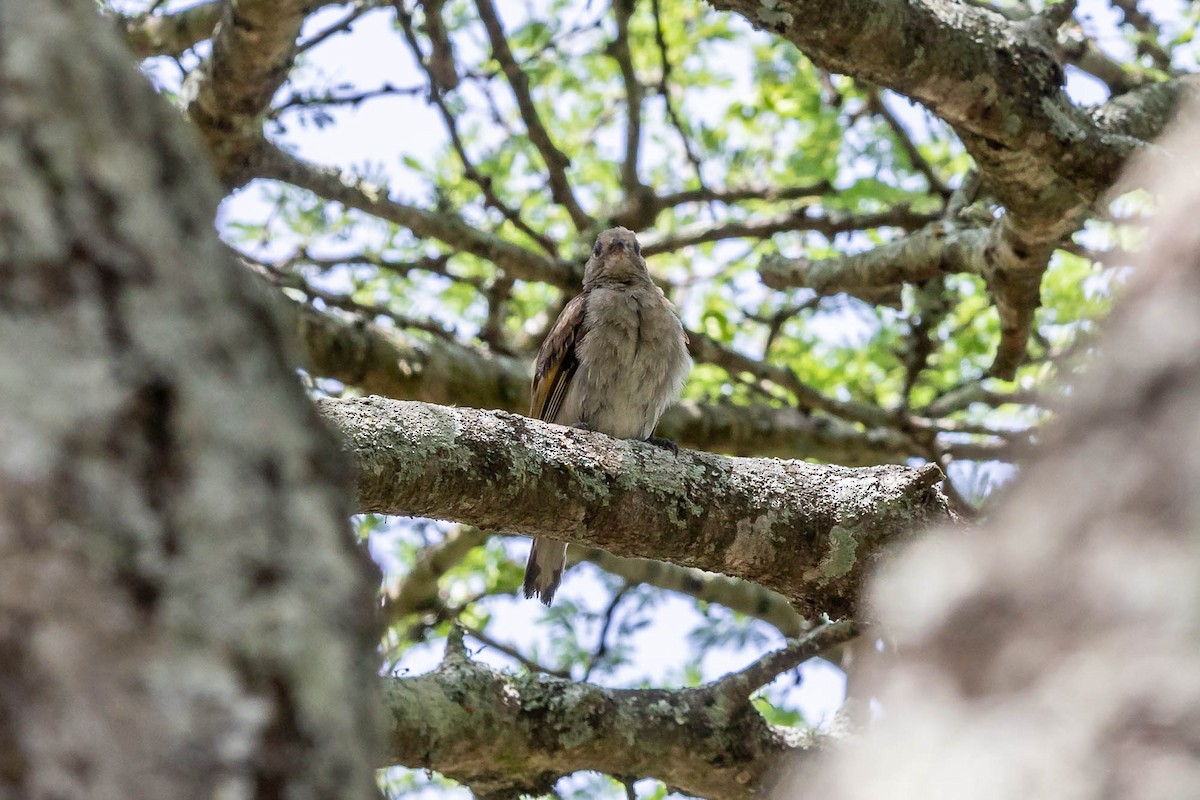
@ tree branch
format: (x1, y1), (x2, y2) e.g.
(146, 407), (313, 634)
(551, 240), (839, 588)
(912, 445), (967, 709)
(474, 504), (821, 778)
(257, 143), (580, 287)
(297, 0), (380, 56)
(385, 622), (855, 798)
(382, 525), (489, 621)
(577, 547), (808, 636)
(642, 206), (938, 256)
(474, 0), (594, 230)
(1, 1), (381, 794)
(1110, 0), (1173, 72)
(610, 0), (644, 198)
(759, 218), (987, 294)
(865, 87), (950, 197)
(652, 180), (832, 211)
(320, 396), (953, 617)
(393, 0), (559, 256)
(649, 0), (707, 188)
(184, 0), (332, 187)
(113, 0), (222, 58)
(801, 97), (1200, 800)
(283, 294), (531, 410)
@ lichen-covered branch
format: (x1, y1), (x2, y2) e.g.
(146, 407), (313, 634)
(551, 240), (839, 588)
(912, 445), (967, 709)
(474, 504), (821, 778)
(801, 96), (1200, 800)
(320, 396), (952, 617)
(385, 622), (855, 798)
(759, 218), (987, 294)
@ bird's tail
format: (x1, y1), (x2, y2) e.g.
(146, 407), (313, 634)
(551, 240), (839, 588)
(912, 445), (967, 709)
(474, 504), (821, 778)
(523, 537), (567, 605)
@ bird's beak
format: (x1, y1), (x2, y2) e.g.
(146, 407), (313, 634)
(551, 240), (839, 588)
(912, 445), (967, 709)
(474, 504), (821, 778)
(609, 239), (629, 253)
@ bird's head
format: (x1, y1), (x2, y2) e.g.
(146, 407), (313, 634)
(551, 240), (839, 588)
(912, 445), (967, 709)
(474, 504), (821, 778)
(583, 227), (650, 287)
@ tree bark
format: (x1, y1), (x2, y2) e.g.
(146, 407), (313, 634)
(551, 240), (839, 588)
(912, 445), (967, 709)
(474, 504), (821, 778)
(0, 3), (381, 798)
(321, 396), (951, 619)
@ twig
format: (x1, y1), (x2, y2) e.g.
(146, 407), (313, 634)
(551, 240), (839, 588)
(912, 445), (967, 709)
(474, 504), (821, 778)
(642, 206), (939, 256)
(296, 0), (379, 55)
(650, 0), (706, 187)
(653, 180), (831, 211)
(1110, 0), (1173, 72)
(715, 620), (858, 703)
(256, 142), (580, 288)
(865, 86), (951, 198)
(393, 0), (560, 256)
(270, 83), (425, 118)
(609, 0), (644, 197)
(462, 623), (573, 679)
(577, 548), (807, 637)
(473, 0), (594, 230)
(243, 254), (458, 339)
(582, 583), (632, 681)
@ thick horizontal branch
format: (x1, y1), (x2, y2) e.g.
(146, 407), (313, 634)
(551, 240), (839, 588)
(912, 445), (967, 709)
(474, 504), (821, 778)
(385, 622), (854, 798)
(287, 296), (531, 411)
(320, 397), (952, 618)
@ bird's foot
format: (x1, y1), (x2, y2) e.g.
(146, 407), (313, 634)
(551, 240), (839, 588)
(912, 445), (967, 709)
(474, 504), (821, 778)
(646, 436), (679, 455)
(570, 422), (593, 432)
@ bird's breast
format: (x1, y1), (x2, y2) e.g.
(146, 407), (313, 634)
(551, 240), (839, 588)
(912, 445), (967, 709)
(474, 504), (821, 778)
(572, 288), (690, 439)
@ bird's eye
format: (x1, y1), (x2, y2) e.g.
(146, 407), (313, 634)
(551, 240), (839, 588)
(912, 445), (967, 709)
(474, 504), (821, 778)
(592, 240), (602, 257)
(633, 239), (641, 256)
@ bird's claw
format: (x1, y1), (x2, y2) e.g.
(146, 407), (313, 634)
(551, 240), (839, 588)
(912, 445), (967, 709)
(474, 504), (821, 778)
(647, 436), (679, 455)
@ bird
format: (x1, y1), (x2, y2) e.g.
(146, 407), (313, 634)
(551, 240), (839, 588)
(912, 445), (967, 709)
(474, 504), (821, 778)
(522, 227), (692, 604)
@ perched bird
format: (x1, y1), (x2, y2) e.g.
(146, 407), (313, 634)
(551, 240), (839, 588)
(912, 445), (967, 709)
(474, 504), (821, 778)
(523, 227), (692, 604)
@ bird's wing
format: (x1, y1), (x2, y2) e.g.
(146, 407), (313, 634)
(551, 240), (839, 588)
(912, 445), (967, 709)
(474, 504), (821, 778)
(531, 292), (588, 423)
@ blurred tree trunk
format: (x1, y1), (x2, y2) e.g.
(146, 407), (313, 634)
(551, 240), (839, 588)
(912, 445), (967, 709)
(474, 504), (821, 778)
(793, 100), (1200, 799)
(0, 3), (382, 799)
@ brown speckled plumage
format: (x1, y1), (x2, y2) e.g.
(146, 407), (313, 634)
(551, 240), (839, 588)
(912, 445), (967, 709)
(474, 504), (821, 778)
(523, 228), (691, 604)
